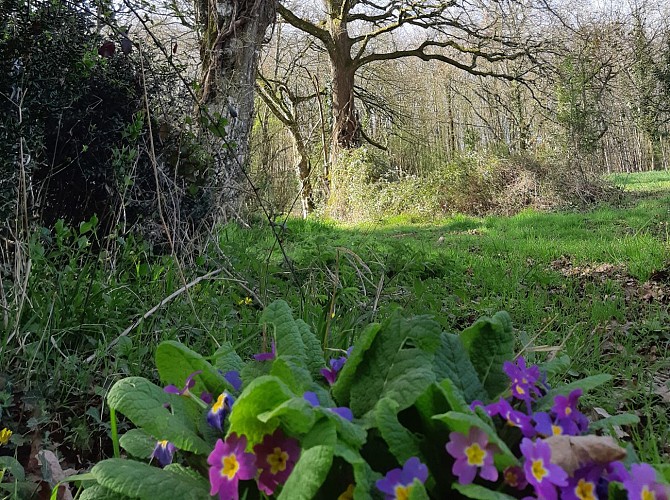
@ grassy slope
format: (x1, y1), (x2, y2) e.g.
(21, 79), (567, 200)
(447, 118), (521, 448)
(3, 172), (668, 466)
(221, 172), (669, 461)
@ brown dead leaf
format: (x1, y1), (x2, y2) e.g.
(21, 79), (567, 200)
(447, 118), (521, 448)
(544, 435), (626, 475)
(36, 450), (76, 500)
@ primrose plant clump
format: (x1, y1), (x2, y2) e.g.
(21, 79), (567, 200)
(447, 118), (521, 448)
(39, 300), (668, 499)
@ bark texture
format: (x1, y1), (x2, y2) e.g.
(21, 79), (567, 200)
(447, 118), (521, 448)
(195, 0), (275, 213)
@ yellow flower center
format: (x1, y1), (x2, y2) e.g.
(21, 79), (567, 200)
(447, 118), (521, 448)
(575, 478), (596, 500)
(394, 484), (413, 500)
(565, 406), (572, 416)
(552, 425), (563, 435)
(0, 428), (11, 446)
(642, 486), (656, 500)
(267, 446), (289, 474)
(531, 459), (548, 482)
(221, 453), (240, 480)
(158, 440), (169, 448)
(465, 443), (486, 466)
(337, 484), (355, 500)
(515, 385), (526, 395)
(212, 393), (228, 414)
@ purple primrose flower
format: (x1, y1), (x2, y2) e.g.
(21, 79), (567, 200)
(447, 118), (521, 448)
(164, 370), (202, 396)
(376, 457), (428, 500)
(552, 389), (589, 434)
(520, 438), (568, 500)
(253, 428), (301, 495)
(503, 465), (528, 490)
(503, 357), (543, 402)
(254, 340), (276, 362)
(622, 463), (669, 500)
(150, 440), (175, 467)
(207, 392), (234, 431)
(446, 427), (500, 484)
(224, 370), (243, 392)
(561, 465), (603, 500)
(207, 433), (257, 500)
(486, 398), (535, 437)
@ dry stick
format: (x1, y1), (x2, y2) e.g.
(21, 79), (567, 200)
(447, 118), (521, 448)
(85, 268), (224, 363)
(517, 313), (559, 359)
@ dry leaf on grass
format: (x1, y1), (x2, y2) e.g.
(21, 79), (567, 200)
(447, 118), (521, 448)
(544, 435), (626, 475)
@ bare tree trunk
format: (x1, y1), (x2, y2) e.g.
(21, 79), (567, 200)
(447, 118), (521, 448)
(327, 3), (360, 163)
(195, 0), (274, 214)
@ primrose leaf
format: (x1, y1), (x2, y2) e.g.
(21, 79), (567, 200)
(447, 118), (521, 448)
(80, 484), (132, 500)
(155, 341), (231, 396)
(271, 355), (313, 393)
(588, 413), (640, 432)
(434, 411), (517, 469)
(348, 313), (441, 419)
(212, 341), (244, 373)
(261, 300), (307, 362)
(459, 311), (514, 399)
(277, 445), (334, 500)
(301, 418), (337, 450)
(332, 322), (381, 406)
(333, 443), (380, 500)
(107, 377), (210, 454)
(119, 429), (155, 459)
(296, 319), (326, 379)
(92, 459), (209, 500)
(408, 479), (430, 499)
(375, 397), (422, 464)
(227, 375), (293, 446)
(257, 396), (316, 435)
(0, 456), (24, 481)
(434, 332), (489, 403)
(452, 483), (519, 499)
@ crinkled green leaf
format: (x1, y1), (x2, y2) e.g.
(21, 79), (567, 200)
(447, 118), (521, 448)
(376, 397), (422, 464)
(408, 479), (430, 499)
(163, 464), (203, 482)
(588, 413), (640, 432)
(459, 312), (514, 398)
(434, 411), (518, 468)
(0, 456), (24, 481)
(107, 377), (210, 454)
(434, 333), (488, 403)
(452, 483), (518, 499)
(212, 341), (244, 374)
(241, 358), (272, 386)
(296, 319), (325, 378)
(79, 484), (131, 500)
(301, 418), (337, 450)
(261, 300), (307, 362)
(119, 429), (155, 459)
(349, 313), (441, 419)
(257, 396), (316, 435)
(333, 443), (379, 500)
(92, 459), (209, 500)
(155, 341), (231, 396)
(437, 378), (470, 413)
(227, 375), (293, 446)
(271, 355), (313, 393)
(413, 382), (453, 438)
(332, 323), (381, 406)
(277, 445), (333, 500)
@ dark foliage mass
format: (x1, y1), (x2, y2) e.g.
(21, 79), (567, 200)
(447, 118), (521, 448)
(0, 0), (208, 241)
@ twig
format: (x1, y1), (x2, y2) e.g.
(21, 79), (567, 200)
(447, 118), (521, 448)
(85, 268), (224, 363)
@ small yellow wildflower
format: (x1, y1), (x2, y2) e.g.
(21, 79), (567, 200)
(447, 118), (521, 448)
(238, 297), (253, 306)
(0, 428), (12, 446)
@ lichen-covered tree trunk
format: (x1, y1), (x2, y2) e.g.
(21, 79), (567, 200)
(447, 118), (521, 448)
(195, 0), (274, 215)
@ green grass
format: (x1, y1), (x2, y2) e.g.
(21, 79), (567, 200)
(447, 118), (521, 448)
(2, 172), (669, 467)
(608, 169), (670, 192)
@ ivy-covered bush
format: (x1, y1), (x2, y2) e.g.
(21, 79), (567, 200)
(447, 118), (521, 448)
(0, 0), (209, 240)
(6, 300), (664, 499)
